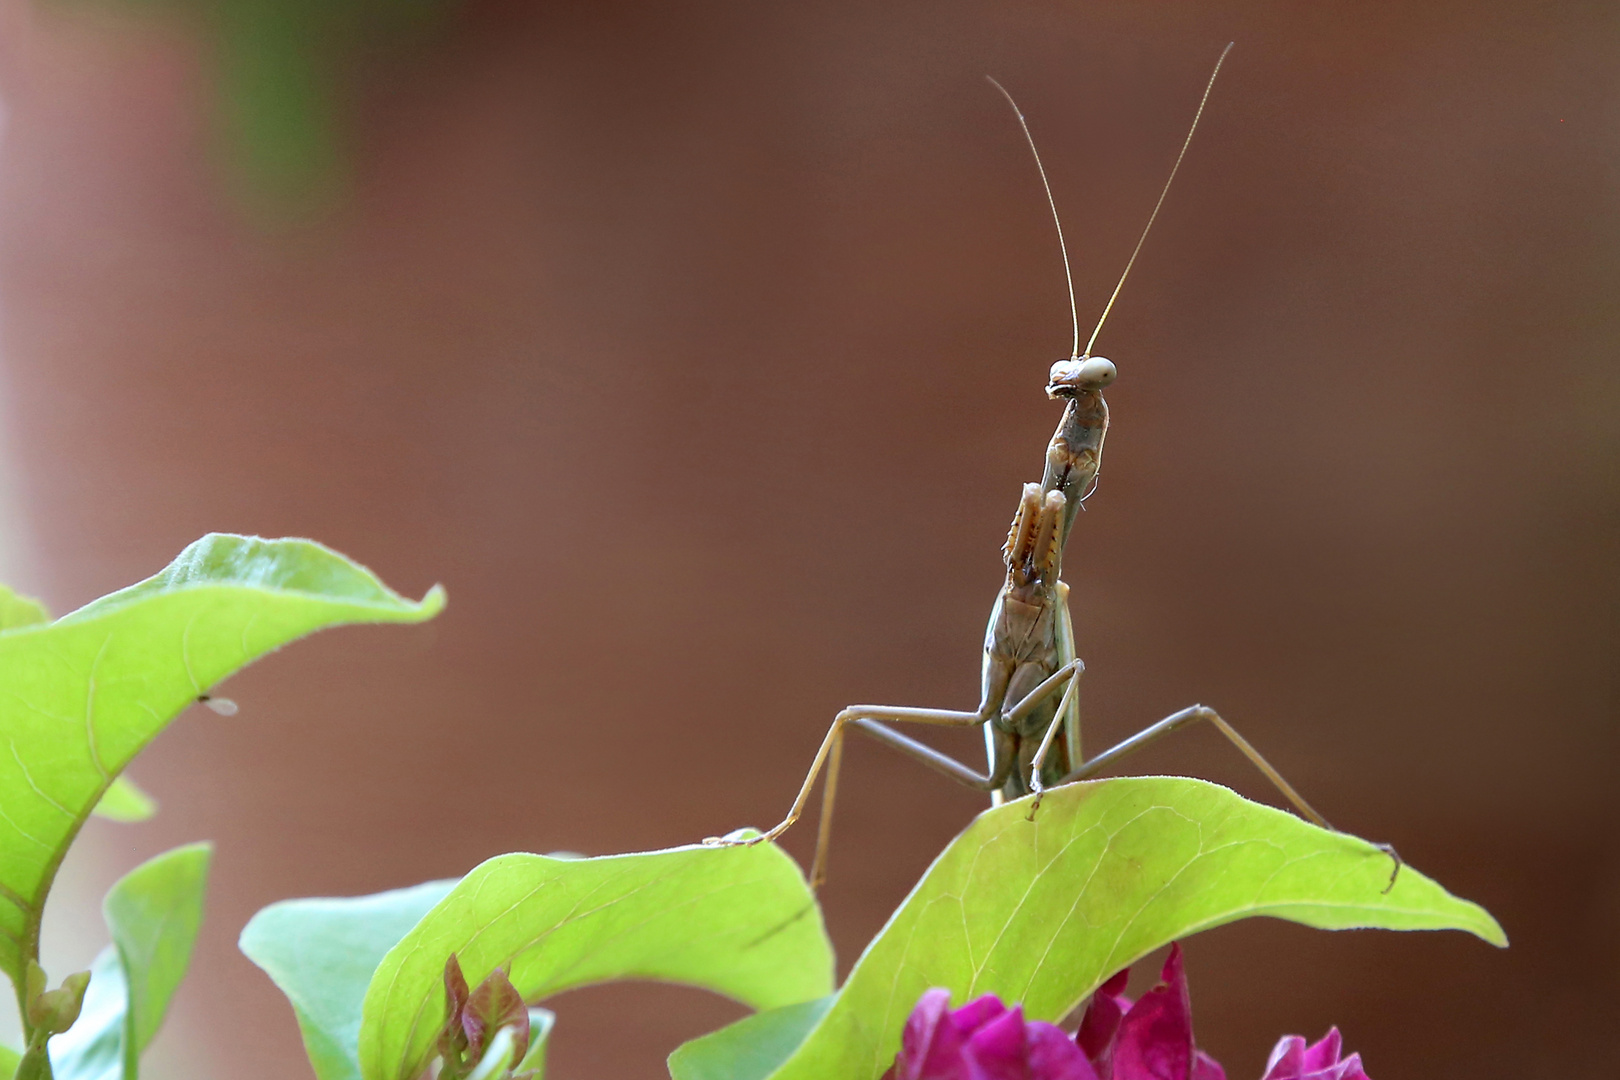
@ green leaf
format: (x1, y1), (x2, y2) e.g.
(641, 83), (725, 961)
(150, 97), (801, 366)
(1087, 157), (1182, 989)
(49, 843), (213, 1080)
(358, 843), (833, 1080)
(464, 1027), (516, 1080)
(240, 880), (457, 1080)
(0, 1041), (20, 1073)
(89, 778), (157, 825)
(105, 842), (212, 1058)
(43, 947), (124, 1080)
(690, 777), (1505, 1080)
(516, 1008), (553, 1080)
(667, 996), (834, 1080)
(0, 588), (48, 632)
(14, 1042), (48, 1080)
(0, 534), (444, 989)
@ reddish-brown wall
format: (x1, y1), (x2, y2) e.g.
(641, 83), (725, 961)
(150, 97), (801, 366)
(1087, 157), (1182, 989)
(0, 1), (1614, 1077)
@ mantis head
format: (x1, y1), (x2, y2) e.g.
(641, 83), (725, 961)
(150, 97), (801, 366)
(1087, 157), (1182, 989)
(1046, 356), (1116, 398)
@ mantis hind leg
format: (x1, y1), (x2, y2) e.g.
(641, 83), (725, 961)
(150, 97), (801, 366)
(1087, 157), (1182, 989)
(706, 702), (1000, 890)
(815, 717), (1016, 889)
(1060, 704), (1402, 891)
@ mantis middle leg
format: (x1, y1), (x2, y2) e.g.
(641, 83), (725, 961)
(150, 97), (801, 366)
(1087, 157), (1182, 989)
(713, 658), (1084, 889)
(1060, 704), (1402, 889)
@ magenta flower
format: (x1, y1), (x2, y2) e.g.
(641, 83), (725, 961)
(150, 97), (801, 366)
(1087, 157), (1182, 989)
(1259, 1030), (1369, 1080)
(881, 987), (1098, 1080)
(1075, 944), (1224, 1080)
(883, 944), (1373, 1080)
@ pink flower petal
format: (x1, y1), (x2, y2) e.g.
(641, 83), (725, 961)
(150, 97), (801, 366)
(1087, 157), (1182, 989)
(1097, 969), (1131, 1001)
(1259, 1029), (1372, 1080)
(897, 988), (970, 1080)
(965, 1005), (1030, 1080)
(1110, 945), (1198, 1080)
(889, 990), (1108, 1080)
(1191, 1050), (1226, 1080)
(1262, 1036), (1308, 1080)
(1028, 1022), (1101, 1080)
(1330, 1052), (1370, 1080)
(954, 994), (1014, 1035)
(1301, 1030), (1342, 1072)
(1075, 971), (1131, 1067)
(887, 948), (1277, 1080)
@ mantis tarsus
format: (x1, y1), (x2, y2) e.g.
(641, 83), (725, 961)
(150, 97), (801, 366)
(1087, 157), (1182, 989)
(711, 44), (1398, 891)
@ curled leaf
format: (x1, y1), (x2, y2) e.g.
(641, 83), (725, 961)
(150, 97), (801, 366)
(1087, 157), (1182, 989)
(465, 967), (528, 1065)
(0, 534), (443, 987)
(28, 966), (91, 1036)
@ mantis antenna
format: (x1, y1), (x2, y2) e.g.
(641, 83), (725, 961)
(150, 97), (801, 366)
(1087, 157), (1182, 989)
(986, 75), (1082, 360)
(988, 42), (1234, 361)
(1083, 41), (1234, 358)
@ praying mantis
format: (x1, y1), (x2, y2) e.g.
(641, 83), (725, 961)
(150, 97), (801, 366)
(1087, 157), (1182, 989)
(710, 45), (1397, 890)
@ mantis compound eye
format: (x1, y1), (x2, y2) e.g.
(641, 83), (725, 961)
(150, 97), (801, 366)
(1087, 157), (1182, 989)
(1075, 356), (1116, 387)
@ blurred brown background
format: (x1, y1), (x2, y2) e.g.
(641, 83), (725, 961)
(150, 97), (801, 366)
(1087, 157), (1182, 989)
(0, 0), (1615, 1077)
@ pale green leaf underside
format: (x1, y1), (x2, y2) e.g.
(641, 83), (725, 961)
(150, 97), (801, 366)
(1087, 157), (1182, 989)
(90, 777), (157, 824)
(359, 843), (834, 1080)
(240, 879), (458, 1080)
(50, 842), (213, 1080)
(668, 996), (834, 1080)
(732, 777), (1504, 1080)
(0, 534), (444, 986)
(519, 1008), (553, 1080)
(105, 842), (212, 1059)
(0, 588), (48, 633)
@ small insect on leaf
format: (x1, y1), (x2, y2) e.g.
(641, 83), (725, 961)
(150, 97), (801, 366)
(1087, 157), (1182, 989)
(198, 694), (239, 716)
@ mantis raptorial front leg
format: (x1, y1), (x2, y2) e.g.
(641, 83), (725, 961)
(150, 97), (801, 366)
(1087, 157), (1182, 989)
(1024, 668), (1082, 816)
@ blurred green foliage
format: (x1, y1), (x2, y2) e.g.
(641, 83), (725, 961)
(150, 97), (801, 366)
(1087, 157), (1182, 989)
(53, 0), (458, 211)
